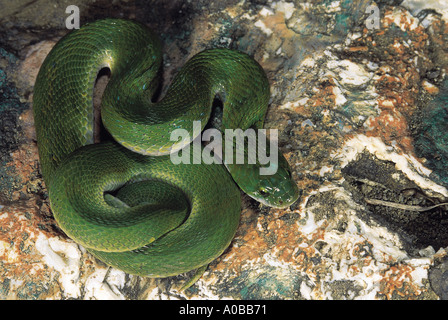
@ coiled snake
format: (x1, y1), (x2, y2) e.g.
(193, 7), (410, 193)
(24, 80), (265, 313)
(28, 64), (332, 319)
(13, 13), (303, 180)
(33, 19), (299, 279)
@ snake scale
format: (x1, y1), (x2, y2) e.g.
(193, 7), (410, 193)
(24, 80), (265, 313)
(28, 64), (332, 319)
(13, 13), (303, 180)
(33, 19), (299, 278)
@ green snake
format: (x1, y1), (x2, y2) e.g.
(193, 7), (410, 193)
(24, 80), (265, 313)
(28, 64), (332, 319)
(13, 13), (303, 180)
(33, 19), (299, 278)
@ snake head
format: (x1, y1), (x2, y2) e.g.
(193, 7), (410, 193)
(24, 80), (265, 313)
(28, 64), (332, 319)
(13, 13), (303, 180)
(250, 159), (300, 208)
(227, 152), (300, 209)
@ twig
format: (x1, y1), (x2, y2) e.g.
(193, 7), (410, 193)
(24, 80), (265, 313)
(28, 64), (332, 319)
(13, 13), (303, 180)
(364, 198), (448, 212)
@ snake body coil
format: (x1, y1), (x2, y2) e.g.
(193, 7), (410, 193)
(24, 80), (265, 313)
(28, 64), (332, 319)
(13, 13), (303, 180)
(33, 19), (299, 277)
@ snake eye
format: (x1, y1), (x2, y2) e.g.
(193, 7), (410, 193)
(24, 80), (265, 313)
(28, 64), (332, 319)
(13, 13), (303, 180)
(259, 188), (269, 197)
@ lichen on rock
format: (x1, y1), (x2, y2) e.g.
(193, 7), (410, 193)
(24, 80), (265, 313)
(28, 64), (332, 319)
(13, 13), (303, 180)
(1, 0), (448, 300)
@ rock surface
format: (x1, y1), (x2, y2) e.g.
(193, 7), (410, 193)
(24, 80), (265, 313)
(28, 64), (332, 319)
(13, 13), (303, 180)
(1, 0), (448, 300)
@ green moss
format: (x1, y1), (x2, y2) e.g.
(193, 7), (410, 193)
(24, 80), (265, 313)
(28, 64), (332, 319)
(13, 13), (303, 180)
(333, 0), (371, 38)
(414, 78), (448, 186)
(217, 267), (302, 299)
(0, 48), (28, 201)
(0, 277), (10, 298)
